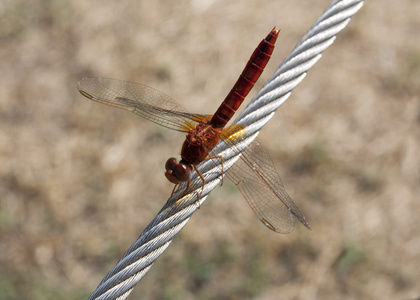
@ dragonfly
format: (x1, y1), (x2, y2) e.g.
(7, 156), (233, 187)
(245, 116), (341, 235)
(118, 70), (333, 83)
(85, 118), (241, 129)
(77, 28), (311, 234)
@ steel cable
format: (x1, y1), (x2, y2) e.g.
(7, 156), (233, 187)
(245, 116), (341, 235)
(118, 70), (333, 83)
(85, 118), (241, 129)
(87, 0), (365, 299)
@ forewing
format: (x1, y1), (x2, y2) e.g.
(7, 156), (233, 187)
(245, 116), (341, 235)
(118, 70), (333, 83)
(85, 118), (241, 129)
(221, 129), (311, 233)
(78, 77), (203, 132)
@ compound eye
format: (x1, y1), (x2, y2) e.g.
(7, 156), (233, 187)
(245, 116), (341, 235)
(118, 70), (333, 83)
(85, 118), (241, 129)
(165, 158), (178, 172)
(173, 164), (190, 182)
(165, 158), (190, 183)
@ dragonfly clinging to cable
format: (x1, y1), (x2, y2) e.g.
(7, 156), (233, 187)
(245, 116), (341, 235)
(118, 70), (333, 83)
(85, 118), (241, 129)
(78, 28), (311, 233)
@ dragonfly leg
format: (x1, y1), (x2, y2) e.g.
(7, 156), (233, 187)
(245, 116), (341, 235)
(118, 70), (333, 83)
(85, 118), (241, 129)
(170, 180), (191, 208)
(192, 165), (207, 209)
(204, 155), (224, 186)
(170, 184), (180, 197)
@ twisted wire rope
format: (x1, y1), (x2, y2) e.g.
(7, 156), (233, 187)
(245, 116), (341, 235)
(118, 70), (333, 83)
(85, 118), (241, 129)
(87, 0), (365, 299)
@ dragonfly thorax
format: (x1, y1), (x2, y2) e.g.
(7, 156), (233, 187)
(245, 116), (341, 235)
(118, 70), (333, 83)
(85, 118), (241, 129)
(181, 123), (220, 165)
(165, 122), (220, 185)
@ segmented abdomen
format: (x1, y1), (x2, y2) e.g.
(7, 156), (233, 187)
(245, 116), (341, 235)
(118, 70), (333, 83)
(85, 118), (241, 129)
(210, 28), (279, 129)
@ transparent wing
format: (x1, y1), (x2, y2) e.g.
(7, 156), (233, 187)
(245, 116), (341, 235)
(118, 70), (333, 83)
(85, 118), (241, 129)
(77, 77), (204, 132)
(221, 128), (311, 233)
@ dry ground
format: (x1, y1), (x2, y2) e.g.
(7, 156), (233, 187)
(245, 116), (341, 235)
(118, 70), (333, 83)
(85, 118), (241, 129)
(0, 0), (419, 299)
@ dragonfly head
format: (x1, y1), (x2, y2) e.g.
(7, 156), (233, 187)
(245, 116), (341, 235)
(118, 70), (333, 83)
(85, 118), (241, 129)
(165, 158), (190, 184)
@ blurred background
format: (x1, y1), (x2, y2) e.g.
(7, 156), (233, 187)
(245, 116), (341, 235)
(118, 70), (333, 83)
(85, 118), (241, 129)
(0, 0), (419, 299)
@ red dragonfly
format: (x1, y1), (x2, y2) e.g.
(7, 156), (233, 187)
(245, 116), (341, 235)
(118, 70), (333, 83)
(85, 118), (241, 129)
(78, 28), (311, 233)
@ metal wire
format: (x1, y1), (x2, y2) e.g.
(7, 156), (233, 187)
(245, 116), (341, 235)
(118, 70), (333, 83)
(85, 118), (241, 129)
(87, 0), (365, 299)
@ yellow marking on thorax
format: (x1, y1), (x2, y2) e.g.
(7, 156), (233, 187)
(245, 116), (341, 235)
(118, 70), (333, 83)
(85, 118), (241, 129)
(223, 123), (247, 142)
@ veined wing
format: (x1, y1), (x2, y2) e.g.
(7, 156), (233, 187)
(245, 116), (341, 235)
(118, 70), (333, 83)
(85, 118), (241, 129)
(221, 126), (311, 234)
(77, 77), (204, 132)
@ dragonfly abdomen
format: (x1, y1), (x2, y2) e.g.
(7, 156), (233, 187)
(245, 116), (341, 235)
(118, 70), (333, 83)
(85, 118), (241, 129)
(210, 28), (279, 129)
